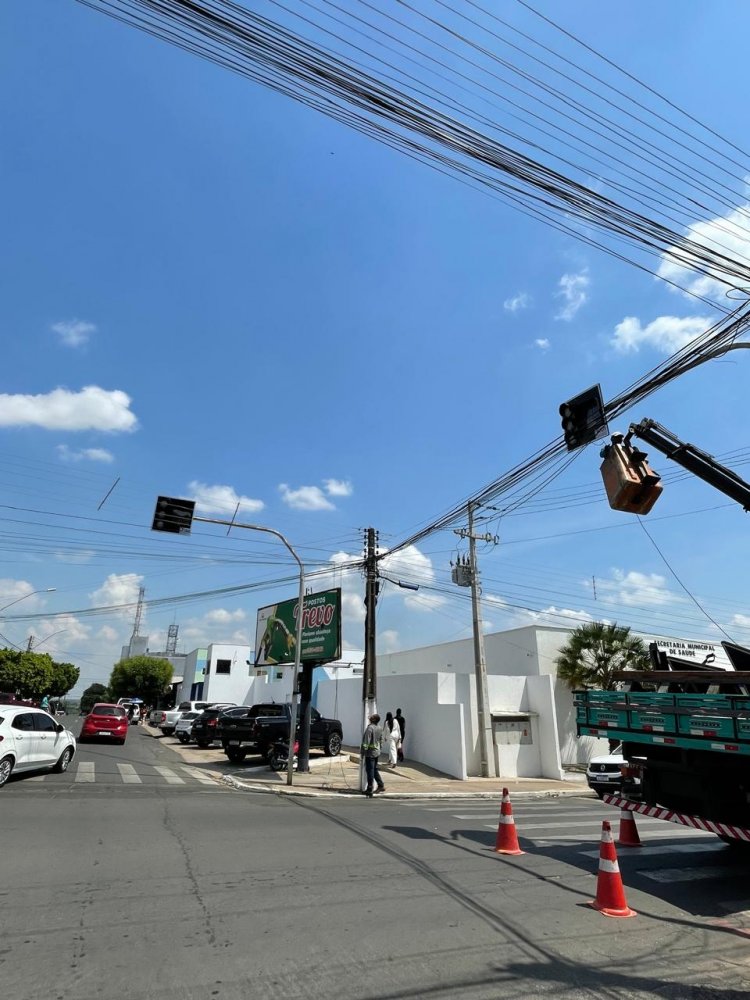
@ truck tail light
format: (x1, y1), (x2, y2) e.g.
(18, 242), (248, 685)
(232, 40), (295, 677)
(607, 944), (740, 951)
(208, 718), (217, 727)
(160, 713), (166, 723)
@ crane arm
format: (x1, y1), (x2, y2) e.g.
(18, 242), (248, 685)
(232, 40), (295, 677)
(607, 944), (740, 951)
(628, 418), (750, 511)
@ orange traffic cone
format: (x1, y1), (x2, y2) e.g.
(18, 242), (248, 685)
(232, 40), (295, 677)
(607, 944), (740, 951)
(617, 807), (642, 848)
(494, 787), (525, 856)
(588, 820), (636, 918)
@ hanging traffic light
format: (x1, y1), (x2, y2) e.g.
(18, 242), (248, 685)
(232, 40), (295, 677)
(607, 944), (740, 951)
(559, 384), (608, 451)
(600, 436), (663, 515)
(151, 496), (196, 534)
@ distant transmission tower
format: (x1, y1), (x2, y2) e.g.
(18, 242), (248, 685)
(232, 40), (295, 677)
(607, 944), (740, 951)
(130, 586), (145, 642)
(166, 623), (179, 656)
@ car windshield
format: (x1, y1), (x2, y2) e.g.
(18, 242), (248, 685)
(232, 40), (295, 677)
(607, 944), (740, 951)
(93, 706), (127, 717)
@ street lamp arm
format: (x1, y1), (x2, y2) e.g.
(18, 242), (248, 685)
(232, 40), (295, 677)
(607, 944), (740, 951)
(0, 588), (56, 616)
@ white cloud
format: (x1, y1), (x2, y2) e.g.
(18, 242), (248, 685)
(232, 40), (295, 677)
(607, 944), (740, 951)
(611, 315), (710, 355)
(57, 444), (114, 463)
(596, 569), (674, 608)
(555, 269), (590, 321)
(732, 613), (750, 628)
(279, 483), (335, 511)
(205, 608), (246, 624)
(380, 545), (446, 612)
(380, 629), (400, 653)
(0, 386), (137, 432)
(657, 203), (750, 300)
(504, 292), (530, 313)
(324, 478), (352, 497)
(97, 625), (119, 642)
(89, 572), (143, 616)
(51, 319), (96, 348)
(53, 549), (96, 564)
(187, 481), (264, 515)
(32, 613), (91, 647)
(0, 579), (45, 611)
(534, 338), (550, 350)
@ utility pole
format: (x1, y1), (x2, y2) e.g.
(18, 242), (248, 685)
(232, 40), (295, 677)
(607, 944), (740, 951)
(360, 527), (379, 792)
(26, 635), (34, 652)
(454, 502), (497, 778)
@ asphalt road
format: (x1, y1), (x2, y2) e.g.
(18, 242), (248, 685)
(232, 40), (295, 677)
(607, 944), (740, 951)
(3, 725), (750, 1000)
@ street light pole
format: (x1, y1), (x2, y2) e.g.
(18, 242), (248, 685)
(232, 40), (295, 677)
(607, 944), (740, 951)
(0, 587), (56, 616)
(191, 516), (304, 787)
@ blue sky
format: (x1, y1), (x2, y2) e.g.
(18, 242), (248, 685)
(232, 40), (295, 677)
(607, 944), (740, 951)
(2, 2), (750, 693)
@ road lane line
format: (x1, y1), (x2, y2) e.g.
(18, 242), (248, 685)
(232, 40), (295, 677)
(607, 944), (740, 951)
(75, 762), (95, 783)
(117, 763), (142, 784)
(153, 766), (185, 785)
(578, 839), (718, 855)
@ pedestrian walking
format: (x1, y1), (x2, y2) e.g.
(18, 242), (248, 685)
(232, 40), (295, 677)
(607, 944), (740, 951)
(395, 708), (406, 763)
(384, 712), (401, 768)
(40, 694), (50, 714)
(360, 713), (385, 798)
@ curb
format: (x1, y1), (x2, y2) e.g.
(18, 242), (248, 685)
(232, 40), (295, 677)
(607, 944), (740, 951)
(219, 775), (593, 800)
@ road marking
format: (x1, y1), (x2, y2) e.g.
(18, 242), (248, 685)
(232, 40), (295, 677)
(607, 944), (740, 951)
(75, 762), (95, 783)
(180, 766), (215, 785)
(455, 810), (612, 821)
(27, 775), (47, 782)
(117, 763), (142, 784)
(153, 766), (185, 785)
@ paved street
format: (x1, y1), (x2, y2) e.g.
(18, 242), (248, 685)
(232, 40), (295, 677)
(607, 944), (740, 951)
(3, 725), (750, 1000)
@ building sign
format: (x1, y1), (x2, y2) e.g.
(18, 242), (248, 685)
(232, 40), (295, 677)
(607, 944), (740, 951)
(254, 588), (342, 667)
(649, 635), (731, 670)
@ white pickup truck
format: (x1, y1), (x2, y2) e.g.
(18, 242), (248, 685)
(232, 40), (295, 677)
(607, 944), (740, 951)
(157, 700), (211, 736)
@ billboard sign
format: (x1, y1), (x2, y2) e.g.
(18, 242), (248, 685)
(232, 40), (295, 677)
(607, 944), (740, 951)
(254, 588), (342, 667)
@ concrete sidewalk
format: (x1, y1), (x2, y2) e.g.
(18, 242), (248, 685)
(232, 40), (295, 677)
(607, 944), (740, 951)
(141, 726), (592, 800)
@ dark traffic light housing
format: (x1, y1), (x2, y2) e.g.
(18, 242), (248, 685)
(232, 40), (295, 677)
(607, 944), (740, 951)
(559, 384), (608, 451)
(151, 496), (196, 534)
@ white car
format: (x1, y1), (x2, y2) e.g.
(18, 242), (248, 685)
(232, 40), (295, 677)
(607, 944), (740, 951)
(0, 705), (76, 788)
(586, 744), (642, 799)
(174, 711), (201, 744)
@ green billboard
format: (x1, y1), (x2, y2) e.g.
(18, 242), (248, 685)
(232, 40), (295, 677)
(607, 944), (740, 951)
(253, 588), (342, 667)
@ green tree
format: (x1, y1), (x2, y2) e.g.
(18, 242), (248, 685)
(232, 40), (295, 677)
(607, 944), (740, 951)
(49, 662), (80, 698)
(556, 622), (650, 690)
(0, 649), (55, 699)
(80, 682), (109, 714)
(108, 656), (174, 705)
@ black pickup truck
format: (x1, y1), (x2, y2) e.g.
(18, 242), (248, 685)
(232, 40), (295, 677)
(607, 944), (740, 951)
(218, 703), (343, 763)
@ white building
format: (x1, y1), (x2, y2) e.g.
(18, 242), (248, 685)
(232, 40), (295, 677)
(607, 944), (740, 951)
(166, 625), (730, 781)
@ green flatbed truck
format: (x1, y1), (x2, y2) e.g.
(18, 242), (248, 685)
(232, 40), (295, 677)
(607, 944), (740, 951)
(576, 658), (750, 839)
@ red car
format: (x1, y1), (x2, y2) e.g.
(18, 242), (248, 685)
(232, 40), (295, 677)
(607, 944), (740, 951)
(79, 703), (129, 744)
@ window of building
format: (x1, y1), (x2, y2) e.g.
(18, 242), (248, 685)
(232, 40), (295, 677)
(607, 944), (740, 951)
(215, 659), (231, 675)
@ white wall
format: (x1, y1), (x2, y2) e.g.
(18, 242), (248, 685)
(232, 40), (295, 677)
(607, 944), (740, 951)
(315, 672), (468, 779)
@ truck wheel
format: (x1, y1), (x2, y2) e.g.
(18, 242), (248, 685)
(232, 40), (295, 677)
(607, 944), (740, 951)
(324, 733), (342, 757)
(225, 747), (247, 763)
(196, 740), (211, 749)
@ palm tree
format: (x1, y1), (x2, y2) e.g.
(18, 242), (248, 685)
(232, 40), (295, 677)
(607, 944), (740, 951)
(556, 622), (650, 690)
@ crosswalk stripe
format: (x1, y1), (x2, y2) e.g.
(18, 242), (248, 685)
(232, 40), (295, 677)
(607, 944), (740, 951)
(75, 762), (95, 783)
(153, 766), (185, 785)
(180, 766), (215, 785)
(117, 763), (142, 784)
(576, 836), (717, 854)
(453, 810), (608, 821)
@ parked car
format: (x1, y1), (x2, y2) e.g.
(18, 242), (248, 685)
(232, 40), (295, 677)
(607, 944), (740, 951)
(192, 705), (243, 748)
(174, 711), (202, 744)
(79, 703), (129, 744)
(0, 704), (76, 788)
(218, 703), (343, 763)
(585, 744), (642, 798)
(158, 700), (213, 736)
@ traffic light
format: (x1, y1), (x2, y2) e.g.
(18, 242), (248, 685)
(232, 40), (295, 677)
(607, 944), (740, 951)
(151, 496), (195, 535)
(559, 384), (608, 451)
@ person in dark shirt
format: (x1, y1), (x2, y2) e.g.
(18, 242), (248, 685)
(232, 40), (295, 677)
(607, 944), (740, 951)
(360, 713), (385, 798)
(395, 708), (405, 763)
